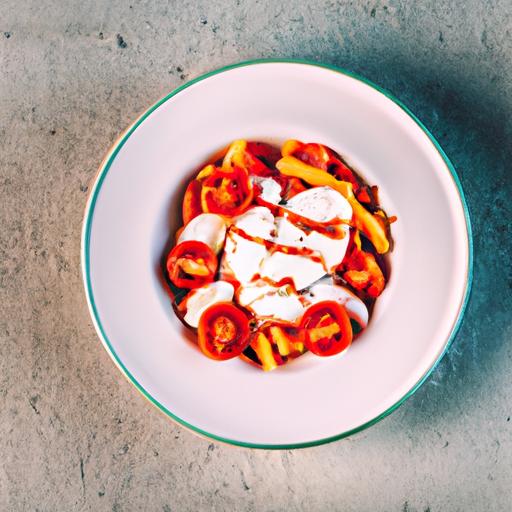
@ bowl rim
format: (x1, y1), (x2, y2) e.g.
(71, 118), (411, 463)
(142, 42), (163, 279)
(81, 58), (473, 449)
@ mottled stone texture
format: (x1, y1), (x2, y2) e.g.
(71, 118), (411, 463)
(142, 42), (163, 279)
(0, 1), (511, 510)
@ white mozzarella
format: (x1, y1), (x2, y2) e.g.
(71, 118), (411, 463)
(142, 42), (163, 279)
(273, 216), (305, 246)
(303, 277), (369, 327)
(237, 280), (276, 306)
(273, 186), (352, 271)
(251, 176), (282, 204)
(222, 231), (267, 284)
(233, 206), (274, 239)
(237, 280), (305, 322)
(249, 293), (304, 323)
(306, 231), (349, 270)
(220, 189), (353, 319)
(183, 281), (235, 328)
(274, 217), (349, 271)
(285, 186), (352, 222)
(178, 213), (226, 253)
(259, 251), (326, 291)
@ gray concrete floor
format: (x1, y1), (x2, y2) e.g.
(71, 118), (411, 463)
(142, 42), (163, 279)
(1, 1), (511, 510)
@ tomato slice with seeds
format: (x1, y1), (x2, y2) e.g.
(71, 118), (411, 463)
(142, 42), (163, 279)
(198, 302), (251, 360)
(300, 301), (353, 357)
(182, 179), (203, 225)
(340, 245), (385, 298)
(245, 141), (281, 176)
(200, 166), (253, 216)
(166, 241), (217, 289)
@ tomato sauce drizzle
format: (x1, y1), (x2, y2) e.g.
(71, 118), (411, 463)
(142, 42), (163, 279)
(229, 225), (325, 266)
(254, 196), (352, 240)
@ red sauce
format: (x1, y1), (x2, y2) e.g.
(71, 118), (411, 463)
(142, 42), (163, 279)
(255, 196), (352, 240)
(229, 225), (325, 266)
(250, 274), (297, 288)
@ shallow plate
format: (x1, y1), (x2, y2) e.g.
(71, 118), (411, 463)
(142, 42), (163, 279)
(82, 60), (472, 448)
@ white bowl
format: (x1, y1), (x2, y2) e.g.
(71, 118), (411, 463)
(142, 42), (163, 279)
(82, 60), (472, 448)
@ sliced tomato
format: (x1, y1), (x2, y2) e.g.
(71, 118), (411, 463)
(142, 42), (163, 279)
(339, 245), (385, 298)
(166, 241), (217, 289)
(200, 166), (253, 216)
(282, 176), (308, 200)
(356, 187), (372, 204)
(300, 301), (353, 357)
(182, 179), (203, 225)
(223, 140), (277, 177)
(197, 302), (250, 360)
(246, 142), (281, 175)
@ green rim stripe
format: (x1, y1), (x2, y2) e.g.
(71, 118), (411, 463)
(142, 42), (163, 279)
(81, 59), (473, 450)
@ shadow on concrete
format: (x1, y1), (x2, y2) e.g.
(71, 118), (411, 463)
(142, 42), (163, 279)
(309, 49), (512, 434)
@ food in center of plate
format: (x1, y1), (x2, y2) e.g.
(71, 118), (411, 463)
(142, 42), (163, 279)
(165, 139), (396, 370)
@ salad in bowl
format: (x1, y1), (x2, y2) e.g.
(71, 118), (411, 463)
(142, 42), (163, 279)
(165, 139), (395, 371)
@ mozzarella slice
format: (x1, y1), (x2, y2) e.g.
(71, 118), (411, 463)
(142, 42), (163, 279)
(274, 186), (352, 271)
(237, 280), (305, 323)
(222, 231), (267, 284)
(274, 217), (349, 271)
(237, 280), (276, 306)
(221, 207), (275, 284)
(285, 186), (352, 222)
(183, 281), (235, 328)
(233, 206), (274, 239)
(259, 251), (326, 291)
(178, 213), (226, 253)
(303, 277), (369, 327)
(251, 176), (282, 204)
(249, 293), (304, 323)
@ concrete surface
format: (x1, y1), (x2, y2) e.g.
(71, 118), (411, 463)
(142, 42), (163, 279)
(1, 1), (511, 510)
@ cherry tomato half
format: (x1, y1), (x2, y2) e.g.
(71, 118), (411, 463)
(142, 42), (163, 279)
(340, 245), (385, 298)
(182, 179), (203, 225)
(245, 142), (281, 176)
(223, 140), (278, 177)
(201, 166), (253, 216)
(198, 302), (250, 360)
(166, 241), (217, 289)
(300, 301), (353, 357)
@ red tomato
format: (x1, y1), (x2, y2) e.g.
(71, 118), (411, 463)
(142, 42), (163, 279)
(182, 179), (203, 225)
(198, 302), (251, 360)
(340, 246), (385, 298)
(300, 301), (353, 357)
(245, 142), (281, 176)
(282, 176), (308, 200)
(166, 241), (217, 289)
(200, 166), (253, 216)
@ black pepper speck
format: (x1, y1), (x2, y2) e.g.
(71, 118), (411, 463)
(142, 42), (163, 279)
(116, 34), (127, 48)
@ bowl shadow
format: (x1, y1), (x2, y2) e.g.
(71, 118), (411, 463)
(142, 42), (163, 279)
(312, 53), (512, 433)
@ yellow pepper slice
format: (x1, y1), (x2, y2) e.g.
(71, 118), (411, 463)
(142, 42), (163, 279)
(269, 326), (305, 356)
(196, 164), (215, 180)
(251, 332), (278, 372)
(222, 139), (248, 171)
